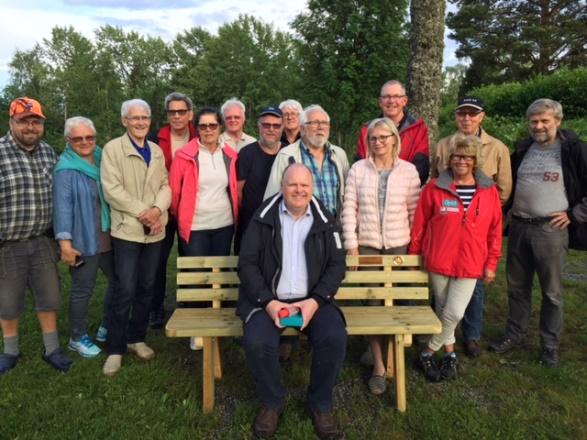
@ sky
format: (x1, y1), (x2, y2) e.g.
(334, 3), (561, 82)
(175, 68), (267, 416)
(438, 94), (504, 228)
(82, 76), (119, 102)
(0, 0), (460, 90)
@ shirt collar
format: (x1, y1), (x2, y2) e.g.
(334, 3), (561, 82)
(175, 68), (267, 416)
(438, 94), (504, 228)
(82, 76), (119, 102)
(280, 200), (312, 218)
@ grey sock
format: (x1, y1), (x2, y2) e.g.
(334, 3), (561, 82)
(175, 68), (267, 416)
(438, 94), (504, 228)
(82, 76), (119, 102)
(42, 331), (59, 355)
(3, 335), (19, 356)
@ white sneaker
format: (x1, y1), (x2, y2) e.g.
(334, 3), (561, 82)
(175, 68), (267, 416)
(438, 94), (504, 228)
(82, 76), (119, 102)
(103, 355), (122, 376)
(68, 335), (101, 358)
(190, 337), (203, 351)
(127, 342), (155, 360)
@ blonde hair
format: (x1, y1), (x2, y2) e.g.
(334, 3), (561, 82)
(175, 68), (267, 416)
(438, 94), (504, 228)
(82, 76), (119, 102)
(366, 117), (402, 161)
(446, 134), (483, 169)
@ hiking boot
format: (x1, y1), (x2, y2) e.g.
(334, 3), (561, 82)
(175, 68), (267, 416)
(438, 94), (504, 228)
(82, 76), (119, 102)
(306, 405), (341, 440)
(541, 347), (559, 367)
(418, 352), (441, 382)
(440, 353), (458, 380)
(68, 335), (101, 358)
(489, 336), (521, 354)
(464, 340), (481, 358)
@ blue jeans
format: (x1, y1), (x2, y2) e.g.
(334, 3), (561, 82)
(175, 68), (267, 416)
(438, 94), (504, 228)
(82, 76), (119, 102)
(69, 251), (115, 340)
(461, 279), (484, 341)
(243, 304), (347, 412)
(178, 225), (233, 256)
(107, 238), (162, 355)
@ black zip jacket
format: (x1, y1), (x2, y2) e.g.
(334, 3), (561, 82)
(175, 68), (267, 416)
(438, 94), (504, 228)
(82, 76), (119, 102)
(237, 194), (346, 323)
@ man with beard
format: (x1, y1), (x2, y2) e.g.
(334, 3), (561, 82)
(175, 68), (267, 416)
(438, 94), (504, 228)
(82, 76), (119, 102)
(263, 105), (349, 218)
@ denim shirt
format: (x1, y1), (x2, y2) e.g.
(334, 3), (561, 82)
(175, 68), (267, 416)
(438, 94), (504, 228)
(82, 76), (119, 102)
(53, 169), (102, 256)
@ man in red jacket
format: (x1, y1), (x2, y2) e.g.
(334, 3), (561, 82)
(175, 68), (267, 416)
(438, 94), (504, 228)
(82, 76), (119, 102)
(148, 92), (198, 329)
(355, 80), (430, 185)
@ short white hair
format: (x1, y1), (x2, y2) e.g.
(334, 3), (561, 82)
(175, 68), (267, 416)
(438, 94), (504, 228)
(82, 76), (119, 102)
(221, 97), (245, 117)
(300, 104), (330, 125)
(380, 80), (406, 96)
(121, 99), (151, 118)
(279, 99), (303, 115)
(64, 116), (96, 137)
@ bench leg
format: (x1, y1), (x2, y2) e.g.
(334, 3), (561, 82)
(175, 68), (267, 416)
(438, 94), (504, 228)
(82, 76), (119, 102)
(385, 336), (395, 378)
(202, 337), (215, 413)
(213, 337), (222, 380)
(394, 334), (406, 412)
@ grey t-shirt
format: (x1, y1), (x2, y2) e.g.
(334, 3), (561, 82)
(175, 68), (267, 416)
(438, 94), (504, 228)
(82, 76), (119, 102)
(512, 140), (568, 218)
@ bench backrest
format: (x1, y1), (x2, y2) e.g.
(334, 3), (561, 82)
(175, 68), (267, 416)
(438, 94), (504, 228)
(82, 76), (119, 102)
(176, 255), (428, 308)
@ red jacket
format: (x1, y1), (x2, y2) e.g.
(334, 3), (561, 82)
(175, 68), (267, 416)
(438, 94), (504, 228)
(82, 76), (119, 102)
(153, 124), (198, 171)
(355, 112), (430, 184)
(408, 170), (502, 279)
(169, 139), (239, 243)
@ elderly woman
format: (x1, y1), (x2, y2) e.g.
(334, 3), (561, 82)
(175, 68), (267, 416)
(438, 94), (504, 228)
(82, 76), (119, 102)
(342, 117), (421, 395)
(409, 135), (502, 382)
(279, 99), (303, 145)
(53, 117), (114, 358)
(100, 99), (171, 376)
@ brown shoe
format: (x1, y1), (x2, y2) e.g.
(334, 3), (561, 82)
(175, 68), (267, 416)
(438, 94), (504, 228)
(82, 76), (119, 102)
(307, 406), (341, 439)
(252, 406), (282, 438)
(464, 340), (481, 358)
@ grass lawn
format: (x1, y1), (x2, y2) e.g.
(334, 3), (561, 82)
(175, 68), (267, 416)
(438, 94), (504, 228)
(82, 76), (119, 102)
(1, 243), (586, 439)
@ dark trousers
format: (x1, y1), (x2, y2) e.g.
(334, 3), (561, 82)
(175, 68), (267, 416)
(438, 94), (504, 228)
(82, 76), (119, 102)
(150, 219), (177, 313)
(178, 225), (233, 256)
(243, 304), (347, 412)
(107, 237), (162, 355)
(461, 279), (484, 341)
(505, 220), (568, 349)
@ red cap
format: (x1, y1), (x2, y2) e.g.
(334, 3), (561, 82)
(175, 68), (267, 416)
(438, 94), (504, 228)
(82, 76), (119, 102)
(9, 97), (46, 120)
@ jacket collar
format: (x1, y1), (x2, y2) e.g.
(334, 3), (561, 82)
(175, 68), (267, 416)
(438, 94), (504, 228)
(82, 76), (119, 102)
(436, 168), (494, 191)
(258, 194), (330, 227)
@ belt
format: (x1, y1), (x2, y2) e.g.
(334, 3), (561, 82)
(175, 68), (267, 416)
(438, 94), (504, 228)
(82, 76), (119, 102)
(512, 214), (551, 225)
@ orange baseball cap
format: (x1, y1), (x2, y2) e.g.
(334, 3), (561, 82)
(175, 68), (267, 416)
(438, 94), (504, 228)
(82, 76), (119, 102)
(9, 97), (46, 119)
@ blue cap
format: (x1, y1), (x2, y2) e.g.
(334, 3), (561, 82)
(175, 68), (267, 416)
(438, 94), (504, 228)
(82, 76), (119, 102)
(259, 106), (282, 118)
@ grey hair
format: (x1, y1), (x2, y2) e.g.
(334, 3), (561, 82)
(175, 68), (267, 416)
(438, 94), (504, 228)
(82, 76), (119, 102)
(526, 98), (563, 120)
(121, 99), (151, 118)
(300, 104), (330, 125)
(164, 92), (193, 111)
(221, 97), (245, 117)
(380, 80), (406, 97)
(279, 99), (303, 115)
(64, 116), (96, 138)
(366, 117), (402, 160)
(446, 134), (484, 170)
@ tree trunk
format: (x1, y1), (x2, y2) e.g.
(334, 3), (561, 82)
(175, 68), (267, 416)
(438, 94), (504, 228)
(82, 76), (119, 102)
(407, 0), (445, 143)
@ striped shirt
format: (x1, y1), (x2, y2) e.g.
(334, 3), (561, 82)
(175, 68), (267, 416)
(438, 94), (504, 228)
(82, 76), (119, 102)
(0, 132), (58, 241)
(455, 184), (476, 211)
(300, 141), (339, 216)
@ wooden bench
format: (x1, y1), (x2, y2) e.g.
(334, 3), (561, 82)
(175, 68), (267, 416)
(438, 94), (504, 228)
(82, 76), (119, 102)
(166, 254), (441, 413)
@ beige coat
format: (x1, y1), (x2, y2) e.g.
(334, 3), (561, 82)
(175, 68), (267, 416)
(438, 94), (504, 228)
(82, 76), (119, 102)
(101, 133), (171, 243)
(431, 128), (512, 205)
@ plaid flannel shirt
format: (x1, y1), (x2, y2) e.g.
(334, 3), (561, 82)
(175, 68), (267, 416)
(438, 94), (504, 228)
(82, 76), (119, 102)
(300, 140), (339, 216)
(0, 131), (58, 241)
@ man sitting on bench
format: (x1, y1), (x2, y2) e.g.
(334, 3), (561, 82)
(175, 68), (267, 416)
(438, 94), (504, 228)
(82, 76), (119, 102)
(238, 163), (347, 440)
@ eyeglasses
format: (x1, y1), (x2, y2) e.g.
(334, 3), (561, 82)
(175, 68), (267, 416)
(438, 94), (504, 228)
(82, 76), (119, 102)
(125, 116), (151, 122)
(166, 109), (189, 116)
(380, 94), (406, 100)
(198, 123), (219, 131)
(12, 118), (44, 128)
(260, 123), (282, 130)
(68, 135), (96, 144)
(305, 120), (330, 128)
(451, 155), (476, 162)
(368, 134), (394, 144)
(455, 110), (482, 117)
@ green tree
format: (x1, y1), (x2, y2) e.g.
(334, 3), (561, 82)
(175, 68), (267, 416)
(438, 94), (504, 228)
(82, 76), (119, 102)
(447, 0), (587, 90)
(292, 0), (409, 148)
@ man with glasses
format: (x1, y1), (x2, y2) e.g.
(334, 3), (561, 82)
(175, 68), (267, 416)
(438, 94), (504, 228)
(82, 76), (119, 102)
(235, 106), (285, 254)
(100, 99), (171, 376)
(148, 92), (198, 329)
(431, 96), (512, 358)
(0, 97), (73, 375)
(220, 98), (256, 152)
(264, 105), (349, 218)
(355, 80), (430, 185)
(279, 99), (303, 146)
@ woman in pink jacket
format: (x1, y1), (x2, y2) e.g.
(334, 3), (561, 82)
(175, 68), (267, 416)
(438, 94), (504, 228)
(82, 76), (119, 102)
(409, 134), (502, 382)
(342, 117), (421, 395)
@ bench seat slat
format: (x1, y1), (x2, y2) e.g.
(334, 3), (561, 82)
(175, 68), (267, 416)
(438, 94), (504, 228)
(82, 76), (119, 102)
(165, 306), (441, 338)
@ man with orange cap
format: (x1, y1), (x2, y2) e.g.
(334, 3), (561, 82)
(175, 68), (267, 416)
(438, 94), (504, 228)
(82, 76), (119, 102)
(0, 97), (72, 375)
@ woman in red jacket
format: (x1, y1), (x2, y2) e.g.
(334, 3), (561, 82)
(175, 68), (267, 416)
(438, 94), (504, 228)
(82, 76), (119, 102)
(409, 134), (502, 382)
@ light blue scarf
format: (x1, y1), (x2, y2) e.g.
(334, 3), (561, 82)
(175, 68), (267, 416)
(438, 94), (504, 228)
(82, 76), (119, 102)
(54, 145), (110, 231)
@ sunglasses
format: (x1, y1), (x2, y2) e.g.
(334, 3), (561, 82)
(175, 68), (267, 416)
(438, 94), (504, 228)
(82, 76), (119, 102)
(198, 123), (219, 131)
(167, 109), (189, 116)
